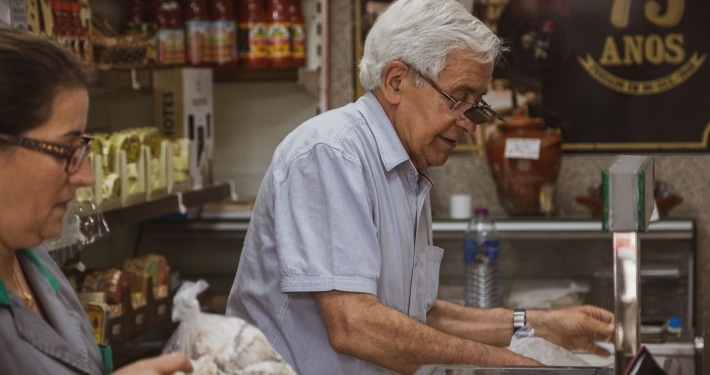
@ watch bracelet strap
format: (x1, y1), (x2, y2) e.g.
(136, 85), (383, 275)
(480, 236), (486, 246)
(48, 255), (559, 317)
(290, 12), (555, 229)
(513, 308), (527, 333)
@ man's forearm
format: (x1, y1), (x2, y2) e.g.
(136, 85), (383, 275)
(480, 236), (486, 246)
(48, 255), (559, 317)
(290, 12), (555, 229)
(315, 292), (539, 374)
(426, 299), (516, 347)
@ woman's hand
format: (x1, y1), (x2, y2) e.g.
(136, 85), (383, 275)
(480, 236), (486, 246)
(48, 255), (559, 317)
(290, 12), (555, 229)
(530, 305), (615, 356)
(113, 353), (193, 375)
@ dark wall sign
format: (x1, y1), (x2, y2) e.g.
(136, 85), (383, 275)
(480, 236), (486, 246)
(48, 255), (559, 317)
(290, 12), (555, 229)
(494, 0), (710, 152)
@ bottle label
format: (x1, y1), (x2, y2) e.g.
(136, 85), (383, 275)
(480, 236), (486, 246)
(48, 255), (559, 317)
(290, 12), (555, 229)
(211, 20), (237, 64)
(486, 239), (500, 261)
(464, 237), (500, 263)
(267, 22), (291, 58)
(156, 28), (186, 65)
(186, 20), (210, 64)
(238, 22), (269, 59)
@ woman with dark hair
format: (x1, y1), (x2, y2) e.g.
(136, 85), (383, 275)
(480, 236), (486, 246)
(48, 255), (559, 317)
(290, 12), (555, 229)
(0, 28), (192, 374)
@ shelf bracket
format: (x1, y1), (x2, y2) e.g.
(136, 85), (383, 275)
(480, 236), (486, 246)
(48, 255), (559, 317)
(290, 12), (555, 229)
(176, 192), (187, 214)
(131, 68), (141, 90)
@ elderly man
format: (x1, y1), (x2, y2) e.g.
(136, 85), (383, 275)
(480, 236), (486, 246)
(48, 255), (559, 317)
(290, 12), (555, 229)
(226, 1), (614, 374)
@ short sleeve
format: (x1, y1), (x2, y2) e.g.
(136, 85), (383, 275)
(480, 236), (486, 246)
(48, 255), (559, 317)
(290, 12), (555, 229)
(273, 144), (380, 295)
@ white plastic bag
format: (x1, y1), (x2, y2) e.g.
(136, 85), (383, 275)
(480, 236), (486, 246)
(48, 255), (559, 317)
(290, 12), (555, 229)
(508, 324), (591, 367)
(164, 280), (297, 375)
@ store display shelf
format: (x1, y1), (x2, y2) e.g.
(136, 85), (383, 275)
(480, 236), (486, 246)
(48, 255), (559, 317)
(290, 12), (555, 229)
(213, 67), (299, 82)
(144, 215), (694, 241)
(112, 321), (178, 370)
(101, 182), (235, 228)
(432, 217), (696, 240)
(91, 67), (298, 94)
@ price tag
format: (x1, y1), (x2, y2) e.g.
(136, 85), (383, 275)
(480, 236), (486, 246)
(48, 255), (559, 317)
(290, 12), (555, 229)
(504, 138), (541, 160)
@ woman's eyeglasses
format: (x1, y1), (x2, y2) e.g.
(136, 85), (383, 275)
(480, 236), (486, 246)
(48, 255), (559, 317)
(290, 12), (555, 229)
(0, 133), (94, 174)
(418, 72), (505, 124)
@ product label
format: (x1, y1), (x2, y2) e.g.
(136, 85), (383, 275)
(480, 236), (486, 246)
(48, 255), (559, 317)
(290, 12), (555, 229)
(238, 22), (268, 59)
(156, 29), (185, 65)
(504, 138), (541, 160)
(267, 22), (291, 58)
(211, 20), (236, 63)
(186, 20), (210, 64)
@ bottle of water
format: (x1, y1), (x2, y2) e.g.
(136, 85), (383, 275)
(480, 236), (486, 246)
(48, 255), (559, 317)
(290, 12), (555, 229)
(464, 207), (501, 308)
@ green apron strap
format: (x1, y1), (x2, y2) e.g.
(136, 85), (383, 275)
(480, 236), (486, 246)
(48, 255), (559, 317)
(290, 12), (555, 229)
(0, 279), (10, 306)
(20, 249), (59, 291)
(99, 344), (113, 375)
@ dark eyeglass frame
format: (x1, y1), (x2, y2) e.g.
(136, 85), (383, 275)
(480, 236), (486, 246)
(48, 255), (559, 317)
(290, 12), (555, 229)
(418, 72), (505, 124)
(0, 133), (94, 174)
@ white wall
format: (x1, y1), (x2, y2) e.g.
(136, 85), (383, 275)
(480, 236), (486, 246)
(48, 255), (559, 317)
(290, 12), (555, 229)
(212, 81), (319, 199)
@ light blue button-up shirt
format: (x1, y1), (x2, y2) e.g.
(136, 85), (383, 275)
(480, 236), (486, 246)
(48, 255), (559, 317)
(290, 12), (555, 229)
(227, 92), (444, 374)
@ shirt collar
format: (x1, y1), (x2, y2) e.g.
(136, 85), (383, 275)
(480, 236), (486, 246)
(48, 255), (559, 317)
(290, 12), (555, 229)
(354, 91), (414, 172)
(0, 249), (59, 307)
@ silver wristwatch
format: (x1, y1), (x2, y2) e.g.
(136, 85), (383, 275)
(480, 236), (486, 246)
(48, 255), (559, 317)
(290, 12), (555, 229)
(513, 308), (527, 333)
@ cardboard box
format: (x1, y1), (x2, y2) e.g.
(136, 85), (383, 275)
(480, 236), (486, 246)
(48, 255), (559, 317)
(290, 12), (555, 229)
(0, 0), (30, 31)
(153, 68), (214, 189)
(24, 0), (53, 36)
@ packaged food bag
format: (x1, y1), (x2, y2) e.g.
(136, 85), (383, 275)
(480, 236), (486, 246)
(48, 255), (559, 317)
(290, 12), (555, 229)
(164, 280), (297, 375)
(508, 324), (592, 367)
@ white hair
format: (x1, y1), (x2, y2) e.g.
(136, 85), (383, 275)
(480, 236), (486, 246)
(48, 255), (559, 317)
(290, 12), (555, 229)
(358, 0), (504, 91)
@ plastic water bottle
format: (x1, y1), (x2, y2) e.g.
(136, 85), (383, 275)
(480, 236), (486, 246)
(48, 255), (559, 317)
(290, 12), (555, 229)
(464, 207), (501, 308)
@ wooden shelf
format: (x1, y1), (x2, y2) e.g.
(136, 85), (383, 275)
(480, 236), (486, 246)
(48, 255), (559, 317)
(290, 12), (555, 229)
(213, 67), (299, 82)
(101, 182), (235, 228)
(90, 67), (299, 92)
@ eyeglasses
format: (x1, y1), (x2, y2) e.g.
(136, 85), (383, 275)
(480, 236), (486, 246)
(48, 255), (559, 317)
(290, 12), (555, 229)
(419, 73), (505, 124)
(0, 133), (94, 174)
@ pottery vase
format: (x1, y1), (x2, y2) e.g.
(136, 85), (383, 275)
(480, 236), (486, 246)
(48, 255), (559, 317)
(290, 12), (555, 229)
(485, 111), (563, 216)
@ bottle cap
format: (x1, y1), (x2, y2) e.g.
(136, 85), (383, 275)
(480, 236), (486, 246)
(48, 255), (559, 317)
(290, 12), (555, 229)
(474, 207), (488, 216)
(668, 316), (682, 330)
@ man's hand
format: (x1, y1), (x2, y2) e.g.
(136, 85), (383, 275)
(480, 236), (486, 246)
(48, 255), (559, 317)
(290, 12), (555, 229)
(113, 353), (193, 375)
(530, 305), (615, 356)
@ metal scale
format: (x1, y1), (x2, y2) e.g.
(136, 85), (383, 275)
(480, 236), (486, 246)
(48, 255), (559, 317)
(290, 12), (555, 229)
(602, 155), (658, 374)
